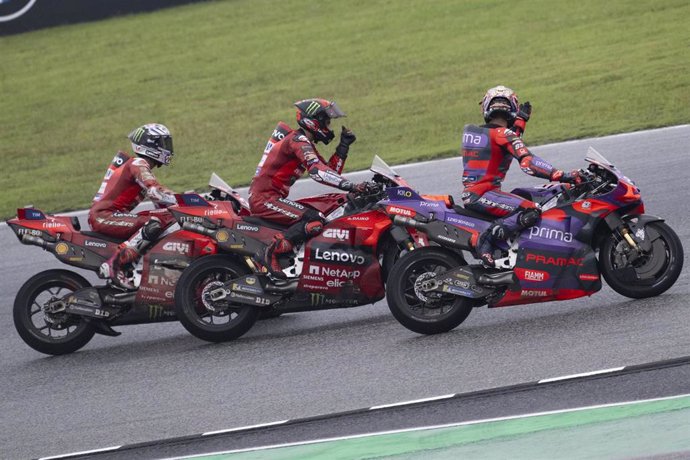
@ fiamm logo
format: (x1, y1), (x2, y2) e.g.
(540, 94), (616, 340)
(0, 0), (37, 23)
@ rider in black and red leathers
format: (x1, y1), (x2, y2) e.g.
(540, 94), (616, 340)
(461, 86), (581, 266)
(90, 123), (177, 289)
(249, 98), (369, 277)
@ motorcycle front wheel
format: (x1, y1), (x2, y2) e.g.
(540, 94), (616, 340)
(386, 248), (479, 335)
(174, 255), (260, 343)
(600, 221), (683, 298)
(13, 270), (96, 355)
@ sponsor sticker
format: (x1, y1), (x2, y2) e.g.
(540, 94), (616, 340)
(55, 242), (69, 255)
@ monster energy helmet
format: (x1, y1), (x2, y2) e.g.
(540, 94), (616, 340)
(128, 123), (174, 166)
(480, 85), (519, 123)
(294, 98), (346, 144)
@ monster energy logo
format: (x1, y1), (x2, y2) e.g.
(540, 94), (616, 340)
(149, 304), (165, 319)
(310, 293), (326, 306)
(131, 127), (145, 142)
(305, 101), (320, 116)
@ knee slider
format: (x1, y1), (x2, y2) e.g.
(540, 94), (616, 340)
(142, 218), (163, 241)
(517, 208), (541, 228)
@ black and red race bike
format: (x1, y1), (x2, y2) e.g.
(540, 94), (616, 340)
(8, 174), (248, 355)
(170, 156), (425, 343)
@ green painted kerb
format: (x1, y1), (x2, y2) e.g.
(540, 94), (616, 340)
(188, 395), (690, 460)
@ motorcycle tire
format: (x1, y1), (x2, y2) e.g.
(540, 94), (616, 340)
(175, 255), (260, 343)
(13, 269), (96, 355)
(386, 247), (478, 335)
(600, 221), (683, 299)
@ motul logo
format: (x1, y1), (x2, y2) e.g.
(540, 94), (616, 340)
(162, 242), (190, 254)
(387, 206), (414, 217)
(526, 254), (583, 267)
(521, 290), (548, 297)
(323, 228), (350, 240)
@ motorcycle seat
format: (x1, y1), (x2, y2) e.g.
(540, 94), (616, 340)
(452, 205), (496, 222)
(242, 216), (290, 230)
(80, 231), (127, 244)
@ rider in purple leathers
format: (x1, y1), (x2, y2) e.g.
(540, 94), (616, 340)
(461, 86), (581, 266)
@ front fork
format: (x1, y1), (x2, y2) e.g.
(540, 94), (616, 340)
(604, 213), (661, 260)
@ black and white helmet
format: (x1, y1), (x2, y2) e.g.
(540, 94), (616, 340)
(128, 123), (174, 166)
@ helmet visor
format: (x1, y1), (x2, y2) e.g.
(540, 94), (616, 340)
(159, 135), (173, 153)
(324, 102), (346, 119)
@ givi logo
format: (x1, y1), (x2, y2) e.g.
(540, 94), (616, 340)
(322, 228), (350, 240)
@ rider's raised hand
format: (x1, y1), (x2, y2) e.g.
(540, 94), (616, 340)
(335, 126), (357, 159)
(516, 101), (532, 122)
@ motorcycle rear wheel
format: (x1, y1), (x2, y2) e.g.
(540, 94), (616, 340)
(600, 221), (683, 298)
(175, 255), (260, 343)
(13, 269), (96, 355)
(386, 248), (478, 335)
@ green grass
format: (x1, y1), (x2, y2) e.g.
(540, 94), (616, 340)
(1, 0), (689, 219)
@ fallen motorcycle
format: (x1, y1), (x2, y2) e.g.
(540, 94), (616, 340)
(8, 174), (248, 355)
(170, 156), (426, 342)
(384, 147), (684, 334)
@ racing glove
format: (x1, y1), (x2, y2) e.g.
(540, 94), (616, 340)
(551, 169), (582, 185)
(335, 126), (357, 159)
(516, 101), (532, 123)
(341, 180), (370, 194)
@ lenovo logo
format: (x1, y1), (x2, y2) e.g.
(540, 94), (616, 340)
(313, 248), (366, 265)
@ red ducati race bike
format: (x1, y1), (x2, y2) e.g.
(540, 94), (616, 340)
(170, 156), (425, 343)
(385, 148), (684, 334)
(8, 174), (249, 355)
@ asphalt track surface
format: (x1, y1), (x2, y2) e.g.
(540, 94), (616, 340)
(1, 125), (689, 459)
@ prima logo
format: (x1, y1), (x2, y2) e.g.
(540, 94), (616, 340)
(162, 242), (190, 254)
(313, 248), (366, 265)
(322, 228), (350, 240)
(528, 226), (573, 242)
(84, 240), (107, 248)
(419, 201), (441, 208)
(462, 132), (489, 149)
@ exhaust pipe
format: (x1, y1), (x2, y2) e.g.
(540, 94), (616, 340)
(392, 215), (427, 230)
(181, 222), (216, 236)
(21, 234), (55, 250)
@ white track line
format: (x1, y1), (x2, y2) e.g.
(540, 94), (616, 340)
(539, 367), (626, 383)
(38, 445), (122, 460)
(370, 394), (456, 410)
(166, 393), (690, 459)
(202, 420), (289, 436)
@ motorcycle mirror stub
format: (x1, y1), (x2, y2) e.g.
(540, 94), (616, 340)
(17, 207), (46, 220)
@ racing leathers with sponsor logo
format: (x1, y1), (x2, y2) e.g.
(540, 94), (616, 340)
(89, 124), (177, 289)
(462, 86), (581, 267)
(249, 99), (366, 278)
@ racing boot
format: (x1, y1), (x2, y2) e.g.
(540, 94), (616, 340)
(98, 219), (163, 290)
(259, 233), (294, 279)
(474, 222), (507, 268)
(99, 245), (139, 290)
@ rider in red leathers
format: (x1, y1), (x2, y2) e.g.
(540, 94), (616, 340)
(461, 86), (581, 266)
(249, 98), (368, 277)
(89, 123), (177, 289)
